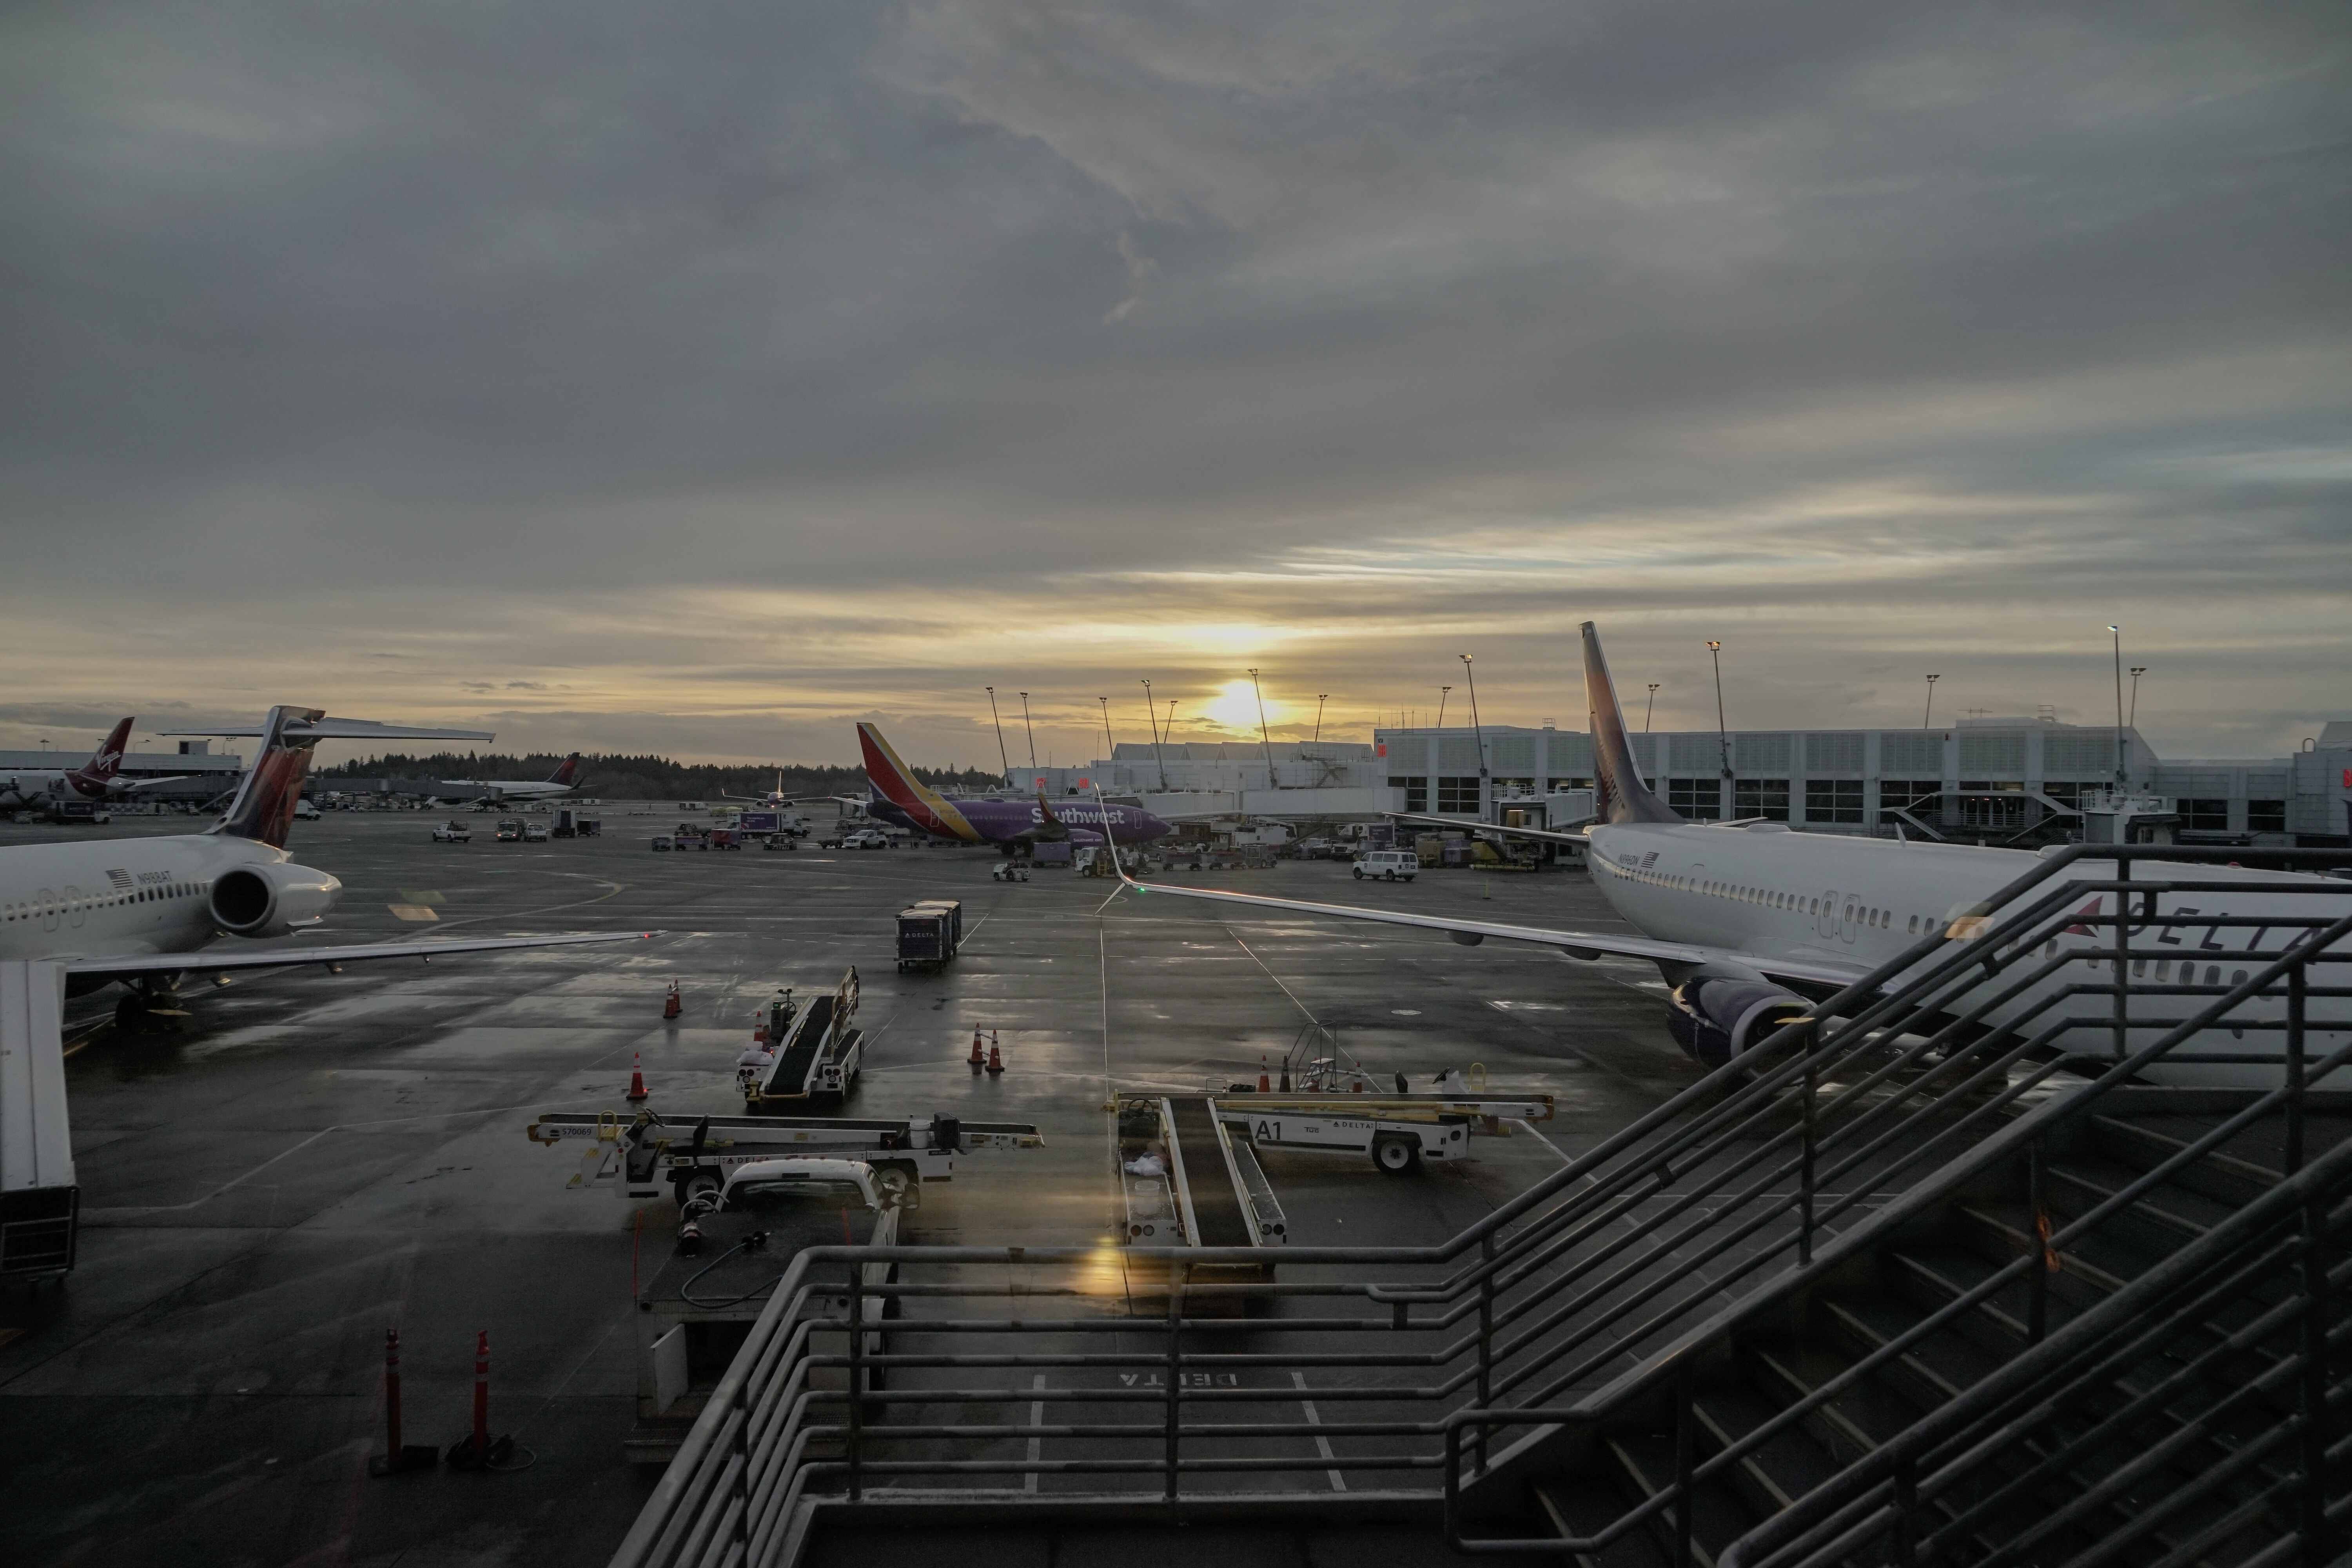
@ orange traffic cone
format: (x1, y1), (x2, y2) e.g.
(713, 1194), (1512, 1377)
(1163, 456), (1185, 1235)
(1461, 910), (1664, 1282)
(985, 1042), (1004, 1075)
(1258, 1056), (1271, 1093)
(626, 1053), (649, 1101)
(662, 983), (681, 1020)
(968, 1028), (985, 1068)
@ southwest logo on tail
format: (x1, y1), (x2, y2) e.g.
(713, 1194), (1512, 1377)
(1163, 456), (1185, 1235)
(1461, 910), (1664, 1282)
(857, 723), (982, 842)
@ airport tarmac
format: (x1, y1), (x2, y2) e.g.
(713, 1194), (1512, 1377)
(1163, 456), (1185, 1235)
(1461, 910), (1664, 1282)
(0, 813), (1705, 1566)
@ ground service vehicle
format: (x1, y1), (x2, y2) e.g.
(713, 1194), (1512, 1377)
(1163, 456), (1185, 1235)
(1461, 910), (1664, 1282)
(1352, 848), (1419, 881)
(432, 820), (472, 843)
(495, 818), (524, 842)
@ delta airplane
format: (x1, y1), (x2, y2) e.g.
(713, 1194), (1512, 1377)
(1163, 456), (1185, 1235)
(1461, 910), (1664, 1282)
(2, 708), (649, 1025)
(857, 722), (1174, 851)
(1107, 623), (2350, 1086)
(426, 754), (583, 804)
(0, 719), (187, 810)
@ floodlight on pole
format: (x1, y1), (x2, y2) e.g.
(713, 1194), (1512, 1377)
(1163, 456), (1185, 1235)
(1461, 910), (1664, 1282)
(1923, 674), (1940, 730)
(1460, 653), (1489, 822)
(1313, 695), (1327, 744)
(1645, 683), (1660, 733)
(984, 688), (1011, 783)
(1141, 679), (1169, 792)
(2109, 626), (2126, 789)
(1017, 691), (1037, 774)
(1706, 642), (1730, 802)
(1246, 668), (1278, 791)
(1435, 685), (1450, 731)
(2129, 667), (2147, 729)
(1097, 697), (1114, 771)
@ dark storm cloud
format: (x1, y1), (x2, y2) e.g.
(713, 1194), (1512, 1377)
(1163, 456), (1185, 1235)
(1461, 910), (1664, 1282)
(1, 0), (2346, 759)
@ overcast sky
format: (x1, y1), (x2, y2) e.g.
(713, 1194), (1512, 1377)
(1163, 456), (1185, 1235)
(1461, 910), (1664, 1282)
(4, 2), (2345, 769)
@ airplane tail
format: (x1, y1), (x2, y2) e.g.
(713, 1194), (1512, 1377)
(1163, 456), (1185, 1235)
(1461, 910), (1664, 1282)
(65, 717), (135, 794)
(548, 753), (581, 786)
(856, 722), (981, 841)
(209, 706), (323, 848)
(1582, 622), (1680, 825)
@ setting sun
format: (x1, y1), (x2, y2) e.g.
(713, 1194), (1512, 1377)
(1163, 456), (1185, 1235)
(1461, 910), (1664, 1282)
(1201, 679), (1274, 733)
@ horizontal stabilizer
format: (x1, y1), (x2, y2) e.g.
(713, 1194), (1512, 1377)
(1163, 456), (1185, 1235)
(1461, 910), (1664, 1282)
(162, 717), (495, 742)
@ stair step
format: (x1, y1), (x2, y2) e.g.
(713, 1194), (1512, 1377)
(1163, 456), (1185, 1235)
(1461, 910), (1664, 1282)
(1684, 1382), (1843, 1516)
(1601, 1431), (1758, 1568)
(2040, 1150), (2236, 1249)
(1530, 1479), (1670, 1568)
(2085, 1113), (2279, 1208)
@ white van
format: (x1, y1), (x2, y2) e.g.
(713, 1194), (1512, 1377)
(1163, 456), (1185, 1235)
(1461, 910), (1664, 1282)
(1352, 849), (1419, 882)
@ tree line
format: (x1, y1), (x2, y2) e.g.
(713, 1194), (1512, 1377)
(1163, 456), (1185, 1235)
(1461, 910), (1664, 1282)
(316, 752), (1004, 800)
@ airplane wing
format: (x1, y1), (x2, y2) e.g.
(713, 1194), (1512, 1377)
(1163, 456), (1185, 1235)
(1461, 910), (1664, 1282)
(1387, 810), (1595, 846)
(160, 719), (497, 743)
(1108, 876), (1866, 989)
(62, 929), (659, 979)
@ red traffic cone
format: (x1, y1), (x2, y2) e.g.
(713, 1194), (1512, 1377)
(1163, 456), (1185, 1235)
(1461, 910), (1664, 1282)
(1258, 1056), (1271, 1094)
(985, 1042), (1004, 1075)
(626, 1053), (649, 1101)
(662, 982), (681, 1020)
(968, 1028), (985, 1067)
(752, 1022), (768, 1044)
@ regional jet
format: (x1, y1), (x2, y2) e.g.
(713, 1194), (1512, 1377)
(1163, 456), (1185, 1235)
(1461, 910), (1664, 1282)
(0, 719), (187, 810)
(1, 710), (648, 1025)
(857, 722), (1174, 851)
(1107, 623), (2350, 1086)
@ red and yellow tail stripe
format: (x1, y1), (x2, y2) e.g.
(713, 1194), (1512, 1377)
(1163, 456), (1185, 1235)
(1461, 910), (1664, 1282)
(857, 723), (982, 842)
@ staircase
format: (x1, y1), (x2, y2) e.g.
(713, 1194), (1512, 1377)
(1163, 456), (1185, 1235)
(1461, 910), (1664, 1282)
(611, 844), (2352, 1568)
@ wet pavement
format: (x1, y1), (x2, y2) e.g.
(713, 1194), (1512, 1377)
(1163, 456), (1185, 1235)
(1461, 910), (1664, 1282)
(0, 812), (1703, 1566)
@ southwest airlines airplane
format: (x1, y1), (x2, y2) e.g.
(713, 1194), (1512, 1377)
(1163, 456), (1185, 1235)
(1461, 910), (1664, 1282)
(857, 722), (1174, 851)
(1112, 624), (2349, 1086)
(0, 707), (649, 1022)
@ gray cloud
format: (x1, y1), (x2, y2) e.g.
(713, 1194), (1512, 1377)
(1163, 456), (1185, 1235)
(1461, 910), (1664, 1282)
(1, 1), (2345, 761)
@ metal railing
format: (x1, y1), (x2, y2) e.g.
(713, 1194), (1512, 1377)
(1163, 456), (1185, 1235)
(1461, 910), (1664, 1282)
(612, 845), (2352, 1568)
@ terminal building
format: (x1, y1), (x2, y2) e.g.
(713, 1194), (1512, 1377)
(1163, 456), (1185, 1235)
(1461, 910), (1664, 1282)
(0, 739), (244, 808)
(1027, 717), (2352, 847)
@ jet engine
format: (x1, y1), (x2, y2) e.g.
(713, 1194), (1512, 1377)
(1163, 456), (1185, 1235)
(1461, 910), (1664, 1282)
(1665, 964), (1811, 1069)
(209, 861), (340, 938)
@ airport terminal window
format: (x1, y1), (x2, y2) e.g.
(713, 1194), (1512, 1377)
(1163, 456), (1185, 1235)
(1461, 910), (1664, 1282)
(1668, 778), (1722, 820)
(1734, 779), (1789, 821)
(1882, 780), (1942, 811)
(1805, 779), (1863, 824)
(1436, 777), (1483, 815)
(1388, 776), (1427, 813)
(2042, 782), (2082, 808)
(2181, 798), (2229, 831)
(2249, 799), (2287, 833)
(1494, 778), (1536, 793)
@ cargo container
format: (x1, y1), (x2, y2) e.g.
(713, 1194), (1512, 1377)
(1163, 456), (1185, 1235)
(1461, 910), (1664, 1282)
(895, 906), (956, 971)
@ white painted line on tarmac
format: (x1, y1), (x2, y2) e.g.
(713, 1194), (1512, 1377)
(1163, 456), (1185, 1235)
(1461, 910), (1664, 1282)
(1027, 1372), (1045, 1494)
(1293, 1370), (1345, 1491)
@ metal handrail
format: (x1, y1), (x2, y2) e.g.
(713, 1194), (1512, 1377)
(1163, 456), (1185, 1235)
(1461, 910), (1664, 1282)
(1718, 1142), (2352, 1568)
(612, 846), (2352, 1568)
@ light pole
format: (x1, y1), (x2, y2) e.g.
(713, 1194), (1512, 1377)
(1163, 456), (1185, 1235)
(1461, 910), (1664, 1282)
(1922, 674), (1940, 730)
(1313, 694), (1327, 744)
(1460, 653), (1489, 822)
(2129, 667), (2147, 728)
(1097, 697), (1114, 775)
(1435, 685), (1450, 731)
(1017, 691), (1037, 778)
(1141, 679), (1169, 792)
(984, 688), (1011, 784)
(2109, 626), (2126, 791)
(1645, 683), (1659, 732)
(1247, 668), (1278, 791)
(1707, 642), (1730, 818)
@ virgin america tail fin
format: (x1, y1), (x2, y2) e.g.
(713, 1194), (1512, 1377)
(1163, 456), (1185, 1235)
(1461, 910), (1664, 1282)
(64, 717), (135, 795)
(1582, 622), (1680, 825)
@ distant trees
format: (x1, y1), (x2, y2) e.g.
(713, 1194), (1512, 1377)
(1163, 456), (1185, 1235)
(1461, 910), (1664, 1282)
(316, 752), (1002, 800)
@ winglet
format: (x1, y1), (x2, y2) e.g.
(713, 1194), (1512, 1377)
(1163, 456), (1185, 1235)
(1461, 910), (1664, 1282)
(1582, 622), (1680, 825)
(1093, 784), (1147, 893)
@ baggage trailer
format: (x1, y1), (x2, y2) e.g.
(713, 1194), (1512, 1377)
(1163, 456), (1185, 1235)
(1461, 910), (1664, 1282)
(895, 898), (962, 971)
(0, 961), (77, 1283)
(629, 1158), (899, 1463)
(527, 1107), (1044, 1209)
(744, 969), (863, 1108)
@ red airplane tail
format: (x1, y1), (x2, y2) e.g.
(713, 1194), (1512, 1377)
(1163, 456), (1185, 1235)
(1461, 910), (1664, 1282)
(548, 753), (581, 786)
(64, 718), (136, 798)
(210, 707), (323, 849)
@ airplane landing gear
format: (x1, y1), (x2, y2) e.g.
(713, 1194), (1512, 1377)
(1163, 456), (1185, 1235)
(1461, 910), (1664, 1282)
(114, 979), (190, 1033)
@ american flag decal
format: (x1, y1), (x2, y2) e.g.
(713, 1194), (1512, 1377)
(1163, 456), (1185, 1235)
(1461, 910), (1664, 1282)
(107, 868), (134, 890)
